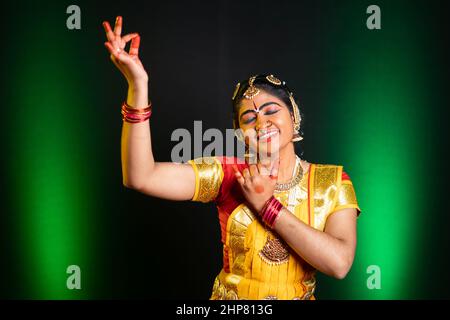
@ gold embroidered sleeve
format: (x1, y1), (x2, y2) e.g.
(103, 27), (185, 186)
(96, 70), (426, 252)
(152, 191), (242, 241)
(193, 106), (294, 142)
(333, 180), (361, 214)
(188, 157), (224, 203)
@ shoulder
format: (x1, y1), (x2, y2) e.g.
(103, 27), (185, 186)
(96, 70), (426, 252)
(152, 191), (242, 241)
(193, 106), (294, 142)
(187, 157), (224, 203)
(188, 156), (247, 178)
(186, 156), (247, 204)
(310, 163), (361, 216)
(310, 163), (350, 181)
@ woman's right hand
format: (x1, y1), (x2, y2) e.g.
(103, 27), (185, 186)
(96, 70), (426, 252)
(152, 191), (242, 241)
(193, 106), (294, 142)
(102, 16), (148, 87)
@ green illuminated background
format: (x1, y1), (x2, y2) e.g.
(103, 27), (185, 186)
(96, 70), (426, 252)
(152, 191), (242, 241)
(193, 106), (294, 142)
(1, 0), (448, 299)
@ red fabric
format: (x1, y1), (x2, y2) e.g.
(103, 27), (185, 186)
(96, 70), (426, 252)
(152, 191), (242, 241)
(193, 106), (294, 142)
(342, 171), (350, 181)
(214, 157), (248, 273)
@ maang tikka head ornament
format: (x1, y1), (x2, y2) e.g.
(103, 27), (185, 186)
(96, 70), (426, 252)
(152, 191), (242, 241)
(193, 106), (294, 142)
(232, 74), (303, 142)
(243, 75), (260, 99)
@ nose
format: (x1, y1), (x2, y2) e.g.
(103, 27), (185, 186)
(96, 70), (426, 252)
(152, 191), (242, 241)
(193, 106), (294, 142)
(255, 114), (272, 131)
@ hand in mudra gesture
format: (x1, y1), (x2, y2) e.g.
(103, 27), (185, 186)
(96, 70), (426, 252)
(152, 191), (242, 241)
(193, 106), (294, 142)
(102, 16), (148, 85)
(233, 159), (280, 213)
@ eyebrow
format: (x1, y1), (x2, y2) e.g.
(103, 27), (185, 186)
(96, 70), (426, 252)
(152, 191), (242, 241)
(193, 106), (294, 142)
(239, 101), (281, 120)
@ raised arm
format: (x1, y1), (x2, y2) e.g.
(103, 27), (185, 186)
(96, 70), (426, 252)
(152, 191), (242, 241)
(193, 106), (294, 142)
(103, 16), (195, 201)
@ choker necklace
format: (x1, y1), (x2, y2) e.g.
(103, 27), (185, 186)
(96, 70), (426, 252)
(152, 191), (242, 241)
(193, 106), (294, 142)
(274, 156), (303, 192)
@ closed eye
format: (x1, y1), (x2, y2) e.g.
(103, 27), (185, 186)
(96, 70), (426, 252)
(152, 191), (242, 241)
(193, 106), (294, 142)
(242, 115), (256, 124)
(264, 109), (279, 115)
(239, 102), (282, 124)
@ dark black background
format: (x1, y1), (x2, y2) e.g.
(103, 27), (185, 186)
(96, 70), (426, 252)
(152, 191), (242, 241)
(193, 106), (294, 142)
(1, 0), (449, 299)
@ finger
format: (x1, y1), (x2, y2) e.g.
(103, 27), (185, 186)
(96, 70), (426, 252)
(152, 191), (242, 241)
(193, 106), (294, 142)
(114, 16), (123, 37)
(105, 42), (124, 59)
(242, 168), (251, 181)
(106, 42), (132, 66)
(115, 50), (134, 65)
(129, 35), (141, 56)
(102, 21), (115, 42)
(122, 33), (139, 43)
(104, 42), (118, 56)
(257, 163), (263, 175)
(249, 164), (259, 177)
(270, 159), (279, 180)
(258, 162), (270, 176)
(232, 165), (245, 185)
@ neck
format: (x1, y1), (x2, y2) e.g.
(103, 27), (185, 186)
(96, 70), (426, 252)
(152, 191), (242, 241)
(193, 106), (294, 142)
(264, 143), (297, 183)
(259, 143), (296, 183)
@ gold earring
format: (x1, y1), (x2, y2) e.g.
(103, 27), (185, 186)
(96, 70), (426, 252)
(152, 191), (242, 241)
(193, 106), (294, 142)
(292, 130), (303, 142)
(289, 93), (303, 142)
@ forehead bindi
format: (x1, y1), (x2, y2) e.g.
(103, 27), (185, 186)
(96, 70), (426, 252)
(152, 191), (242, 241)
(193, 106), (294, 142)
(240, 94), (283, 114)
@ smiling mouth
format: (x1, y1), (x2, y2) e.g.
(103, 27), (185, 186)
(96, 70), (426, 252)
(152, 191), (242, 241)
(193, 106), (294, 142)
(257, 129), (279, 142)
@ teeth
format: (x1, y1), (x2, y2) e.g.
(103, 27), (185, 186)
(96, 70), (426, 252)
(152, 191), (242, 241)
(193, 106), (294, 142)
(259, 130), (278, 140)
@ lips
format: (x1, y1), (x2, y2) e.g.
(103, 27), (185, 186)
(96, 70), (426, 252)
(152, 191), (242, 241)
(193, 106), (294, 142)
(257, 129), (279, 141)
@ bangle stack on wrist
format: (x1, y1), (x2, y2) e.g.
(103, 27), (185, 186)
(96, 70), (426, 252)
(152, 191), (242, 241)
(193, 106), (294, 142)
(121, 101), (152, 123)
(260, 196), (284, 228)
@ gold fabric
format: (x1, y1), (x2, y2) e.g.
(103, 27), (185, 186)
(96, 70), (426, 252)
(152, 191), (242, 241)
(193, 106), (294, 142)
(213, 169), (314, 300)
(188, 159), (360, 300)
(188, 157), (224, 203)
(310, 164), (340, 231)
(335, 181), (360, 213)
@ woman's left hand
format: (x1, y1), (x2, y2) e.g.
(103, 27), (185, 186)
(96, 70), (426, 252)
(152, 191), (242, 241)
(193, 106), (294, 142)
(232, 160), (279, 213)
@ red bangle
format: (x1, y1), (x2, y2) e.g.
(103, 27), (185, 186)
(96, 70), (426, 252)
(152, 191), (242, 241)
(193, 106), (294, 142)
(121, 101), (152, 123)
(260, 196), (284, 228)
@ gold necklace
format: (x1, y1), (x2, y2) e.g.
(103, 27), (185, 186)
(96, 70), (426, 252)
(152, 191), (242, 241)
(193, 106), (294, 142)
(274, 157), (303, 192)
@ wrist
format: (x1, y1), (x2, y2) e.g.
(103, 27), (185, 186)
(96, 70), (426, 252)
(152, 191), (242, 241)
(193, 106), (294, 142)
(256, 194), (276, 212)
(259, 196), (284, 228)
(254, 199), (269, 213)
(127, 83), (149, 109)
(128, 79), (148, 93)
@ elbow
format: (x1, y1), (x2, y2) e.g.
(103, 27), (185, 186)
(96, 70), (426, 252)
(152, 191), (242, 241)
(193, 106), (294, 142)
(122, 166), (154, 190)
(331, 256), (354, 280)
(122, 172), (146, 190)
(333, 266), (350, 280)
(123, 181), (134, 189)
(123, 178), (141, 190)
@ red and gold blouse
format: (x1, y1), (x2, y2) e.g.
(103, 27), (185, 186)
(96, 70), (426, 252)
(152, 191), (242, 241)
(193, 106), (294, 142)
(188, 156), (360, 300)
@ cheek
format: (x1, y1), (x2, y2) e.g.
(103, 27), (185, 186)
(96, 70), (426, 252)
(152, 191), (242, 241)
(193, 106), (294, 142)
(241, 125), (256, 136)
(274, 112), (293, 133)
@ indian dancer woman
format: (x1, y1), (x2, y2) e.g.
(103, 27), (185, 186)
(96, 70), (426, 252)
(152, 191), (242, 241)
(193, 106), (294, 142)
(103, 16), (361, 300)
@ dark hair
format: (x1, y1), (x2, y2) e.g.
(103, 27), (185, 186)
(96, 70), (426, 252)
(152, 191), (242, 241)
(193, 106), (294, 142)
(231, 74), (302, 130)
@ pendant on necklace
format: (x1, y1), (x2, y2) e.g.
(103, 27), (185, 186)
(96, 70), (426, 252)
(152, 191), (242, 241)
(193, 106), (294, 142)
(258, 232), (290, 265)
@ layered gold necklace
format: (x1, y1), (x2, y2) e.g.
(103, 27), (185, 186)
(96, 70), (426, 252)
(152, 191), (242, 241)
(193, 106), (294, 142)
(260, 156), (304, 265)
(274, 156), (304, 192)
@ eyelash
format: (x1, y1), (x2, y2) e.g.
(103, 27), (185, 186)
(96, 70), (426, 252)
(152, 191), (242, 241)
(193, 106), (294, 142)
(243, 109), (279, 124)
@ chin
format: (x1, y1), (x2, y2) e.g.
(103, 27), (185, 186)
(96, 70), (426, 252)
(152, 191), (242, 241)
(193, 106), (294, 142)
(251, 140), (282, 159)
